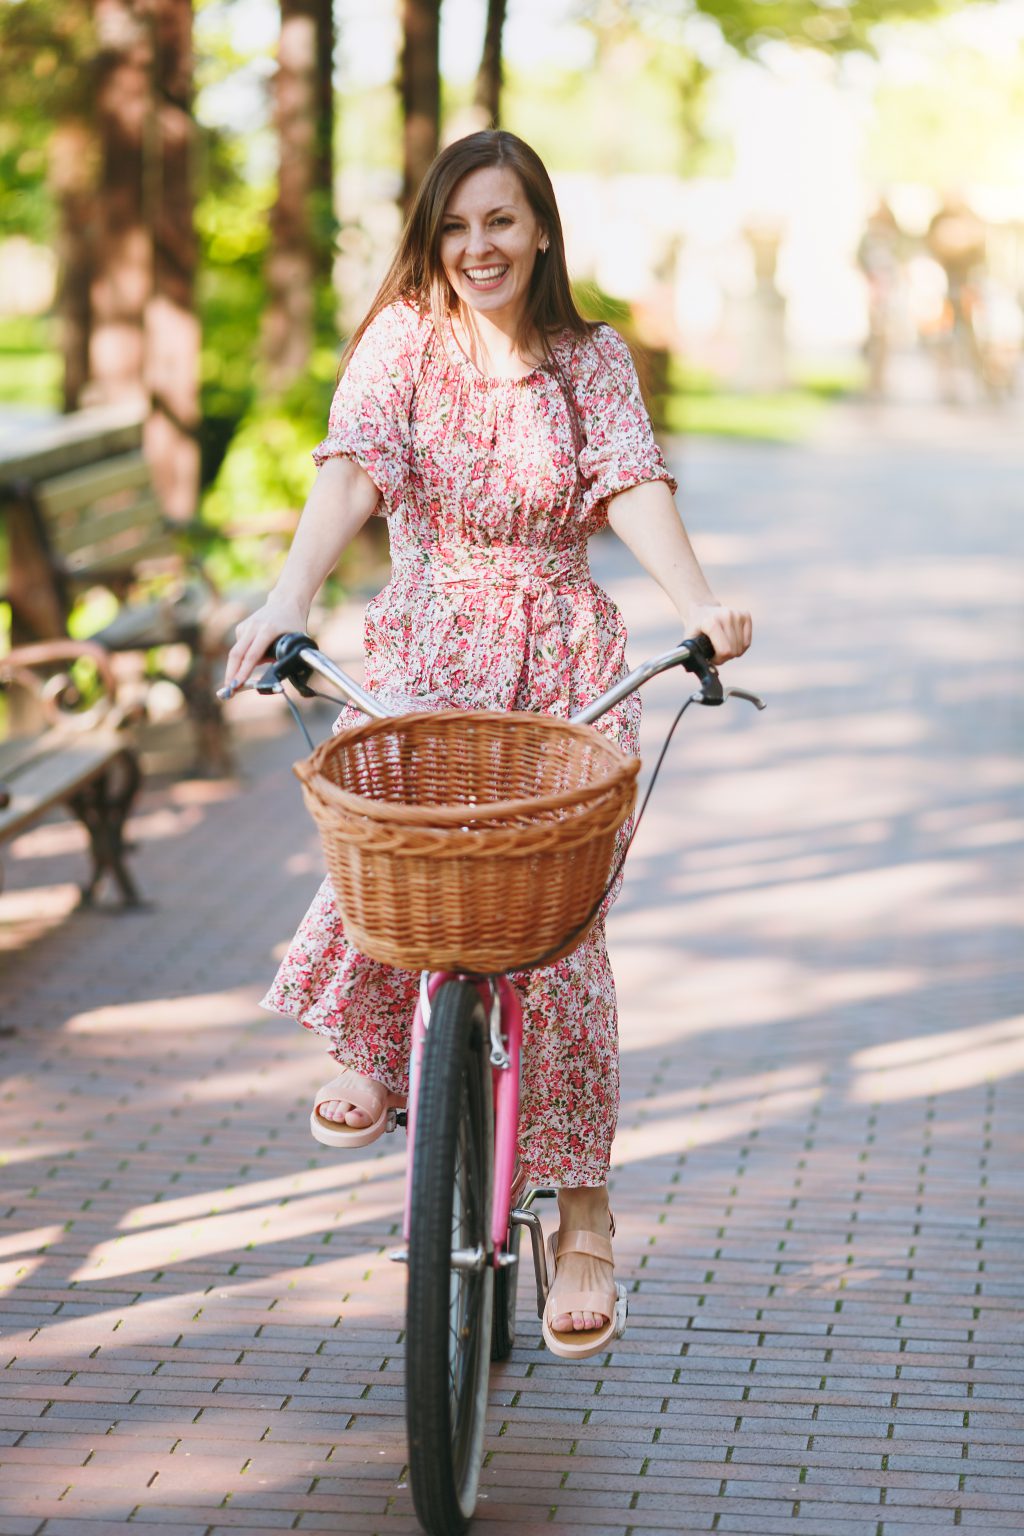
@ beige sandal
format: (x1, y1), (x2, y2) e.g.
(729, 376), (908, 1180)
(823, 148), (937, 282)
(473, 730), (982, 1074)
(542, 1219), (628, 1361)
(310, 1069), (406, 1149)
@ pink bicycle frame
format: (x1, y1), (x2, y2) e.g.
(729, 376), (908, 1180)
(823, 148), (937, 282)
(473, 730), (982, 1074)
(402, 972), (524, 1260)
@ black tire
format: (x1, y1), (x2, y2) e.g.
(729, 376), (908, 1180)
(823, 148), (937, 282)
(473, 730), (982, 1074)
(406, 981), (494, 1535)
(491, 1219), (521, 1362)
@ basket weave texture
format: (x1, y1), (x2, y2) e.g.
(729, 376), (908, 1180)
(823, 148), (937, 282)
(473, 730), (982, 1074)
(293, 709), (640, 973)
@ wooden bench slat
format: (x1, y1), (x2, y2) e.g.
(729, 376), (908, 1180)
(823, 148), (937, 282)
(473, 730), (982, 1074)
(0, 732), (125, 840)
(36, 453), (153, 517)
(49, 495), (165, 559)
(65, 529), (180, 578)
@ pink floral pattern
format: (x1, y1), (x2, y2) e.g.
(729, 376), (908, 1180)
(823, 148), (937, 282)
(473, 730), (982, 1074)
(263, 301), (675, 1187)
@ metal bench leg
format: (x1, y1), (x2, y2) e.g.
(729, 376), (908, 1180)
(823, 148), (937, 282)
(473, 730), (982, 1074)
(181, 651), (234, 777)
(69, 749), (144, 908)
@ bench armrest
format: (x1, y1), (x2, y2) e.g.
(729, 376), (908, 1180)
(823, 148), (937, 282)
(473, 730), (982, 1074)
(1, 639), (122, 732)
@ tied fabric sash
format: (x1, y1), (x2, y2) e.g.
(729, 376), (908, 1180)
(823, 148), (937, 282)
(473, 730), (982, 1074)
(388, 542), (592, 714)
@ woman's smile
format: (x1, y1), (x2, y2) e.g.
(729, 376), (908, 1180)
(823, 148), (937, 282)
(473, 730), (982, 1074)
(463, 264), (511, 290)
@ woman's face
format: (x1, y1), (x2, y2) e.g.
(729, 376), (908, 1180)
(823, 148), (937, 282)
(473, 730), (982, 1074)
(439, 165), (546, 332)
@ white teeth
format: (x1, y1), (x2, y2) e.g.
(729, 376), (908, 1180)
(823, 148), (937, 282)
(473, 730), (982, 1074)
(465, 266), (508, 281)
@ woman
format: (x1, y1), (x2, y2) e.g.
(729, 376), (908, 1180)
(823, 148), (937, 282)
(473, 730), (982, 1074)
(225, 130), (752, 1360)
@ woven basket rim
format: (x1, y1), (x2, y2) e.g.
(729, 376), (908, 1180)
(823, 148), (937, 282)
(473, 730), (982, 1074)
(297, 774), (633, 858)
(294, 708), (640, 828)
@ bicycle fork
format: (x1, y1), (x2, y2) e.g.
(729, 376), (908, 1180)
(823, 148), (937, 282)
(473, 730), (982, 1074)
(391, 971), (556, 1316)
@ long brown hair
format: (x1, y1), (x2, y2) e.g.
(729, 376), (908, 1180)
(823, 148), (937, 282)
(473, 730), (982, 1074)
(340, 131), (597, 390)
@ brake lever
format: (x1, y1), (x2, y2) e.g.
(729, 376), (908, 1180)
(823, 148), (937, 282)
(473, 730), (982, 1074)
(724, 686), (767, 711)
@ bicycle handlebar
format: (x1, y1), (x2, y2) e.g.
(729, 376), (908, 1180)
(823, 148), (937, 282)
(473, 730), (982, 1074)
(219, 629), (765, 719)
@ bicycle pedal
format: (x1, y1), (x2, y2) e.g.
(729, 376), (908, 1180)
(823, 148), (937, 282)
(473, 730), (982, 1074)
(394, 1109), (408, 1128)
(386, 1108), (407, 1133)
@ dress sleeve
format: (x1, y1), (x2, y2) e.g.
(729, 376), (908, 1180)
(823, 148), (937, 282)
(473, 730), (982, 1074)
(574, 326), (677, 524)
(312, 302), (421, 515)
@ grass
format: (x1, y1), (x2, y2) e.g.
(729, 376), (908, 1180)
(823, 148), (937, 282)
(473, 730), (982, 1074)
(657, 357), (865, 443)
(0, 316), (61, 409)
(661, 389), (826, 442)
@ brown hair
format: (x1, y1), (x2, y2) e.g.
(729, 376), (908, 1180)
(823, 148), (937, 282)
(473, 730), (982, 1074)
(340, 131), (598, 423)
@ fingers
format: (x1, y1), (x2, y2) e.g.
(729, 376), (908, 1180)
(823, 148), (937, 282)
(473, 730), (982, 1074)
(693, 606), (753, 664)
(223, 622), (263, 692)
(223, 615), (283, 692)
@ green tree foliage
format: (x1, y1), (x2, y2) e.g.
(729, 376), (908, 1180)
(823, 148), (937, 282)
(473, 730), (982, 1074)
(595, 0), (982, 57)
(0, 1), (94, 242)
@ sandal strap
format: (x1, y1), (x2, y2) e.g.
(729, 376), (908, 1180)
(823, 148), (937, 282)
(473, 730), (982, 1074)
(314, 1070), (386, 1120)
(555, 1228), (614, 1265)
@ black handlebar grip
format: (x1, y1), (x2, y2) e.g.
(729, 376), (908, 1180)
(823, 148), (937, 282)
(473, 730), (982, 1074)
(268, 632), (318, 693)
(273, 631), (316, 663)
(693, 632), (716, 662)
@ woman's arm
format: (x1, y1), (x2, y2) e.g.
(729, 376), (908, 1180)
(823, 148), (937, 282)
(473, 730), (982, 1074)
(607, 479), (752, 662)
(224, 455), (382, 688)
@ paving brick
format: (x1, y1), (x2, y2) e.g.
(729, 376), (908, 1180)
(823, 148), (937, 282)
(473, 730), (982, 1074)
(2, 428), (1023, 1532)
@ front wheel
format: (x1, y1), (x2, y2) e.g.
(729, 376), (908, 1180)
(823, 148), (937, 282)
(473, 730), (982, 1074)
(406, 981), (494, 1535)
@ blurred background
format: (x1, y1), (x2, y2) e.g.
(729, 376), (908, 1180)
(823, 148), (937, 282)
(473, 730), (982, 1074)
(1, 0), (1023, 620)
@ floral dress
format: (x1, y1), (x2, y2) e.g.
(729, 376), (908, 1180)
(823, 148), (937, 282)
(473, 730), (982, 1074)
(263, 301), (675, 1187)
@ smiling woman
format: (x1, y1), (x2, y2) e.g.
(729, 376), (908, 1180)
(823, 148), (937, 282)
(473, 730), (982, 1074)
(225, 128), (752, 1356)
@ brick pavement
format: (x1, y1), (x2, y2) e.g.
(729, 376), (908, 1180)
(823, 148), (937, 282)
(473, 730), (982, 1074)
(1, 410), (1022, 1535)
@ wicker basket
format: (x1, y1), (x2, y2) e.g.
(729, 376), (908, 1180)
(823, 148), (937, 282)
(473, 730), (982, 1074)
(293, 709), (640, 973)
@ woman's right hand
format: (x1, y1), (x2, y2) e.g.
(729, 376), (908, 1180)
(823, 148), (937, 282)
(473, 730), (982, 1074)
(223, 595), (311, 694)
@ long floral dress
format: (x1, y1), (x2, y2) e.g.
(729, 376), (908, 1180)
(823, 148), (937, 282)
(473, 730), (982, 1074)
(263, 301), (676, 1187)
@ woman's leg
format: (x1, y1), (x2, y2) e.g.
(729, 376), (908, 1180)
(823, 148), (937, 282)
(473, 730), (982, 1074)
(513, 922), (620, 1330)
(549, 1184), (615, 1332)
(263, 878), (420, 1125)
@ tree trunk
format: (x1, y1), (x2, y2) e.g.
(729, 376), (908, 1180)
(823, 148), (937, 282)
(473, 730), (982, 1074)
(148, 0), (200, 522)
(49, 118), (95, 413)
(401, 0), (440, 216)
(263, 0), (320, 393)
(89, 0), (152, 413)
(313, 0), (335, 298)
(473, 0), (506, 127)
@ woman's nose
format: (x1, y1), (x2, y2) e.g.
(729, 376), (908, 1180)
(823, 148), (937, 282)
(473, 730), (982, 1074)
(465, 225), (492, 257)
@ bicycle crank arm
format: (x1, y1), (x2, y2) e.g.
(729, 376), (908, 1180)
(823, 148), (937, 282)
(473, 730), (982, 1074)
(510, 1206), (553, 1318)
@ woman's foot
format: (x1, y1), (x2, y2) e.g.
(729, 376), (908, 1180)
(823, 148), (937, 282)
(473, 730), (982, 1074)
(310, 1067), (406, 1149)
(318, 1070), (381, 1128)
(548, 1185), (615, 1333)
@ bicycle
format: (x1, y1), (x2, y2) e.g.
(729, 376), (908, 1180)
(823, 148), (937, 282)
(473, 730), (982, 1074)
(224, 631), (764, 1534)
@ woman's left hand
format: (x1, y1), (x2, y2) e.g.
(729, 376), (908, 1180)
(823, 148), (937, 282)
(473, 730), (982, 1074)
(686, 603), (753, 664)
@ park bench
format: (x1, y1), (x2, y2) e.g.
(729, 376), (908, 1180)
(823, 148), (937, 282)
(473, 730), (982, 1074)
(0, 638), (142, 910)
(1, 406), (249, 776)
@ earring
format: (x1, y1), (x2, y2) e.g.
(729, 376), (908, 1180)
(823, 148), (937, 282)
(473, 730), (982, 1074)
(539, 237), (549, 254)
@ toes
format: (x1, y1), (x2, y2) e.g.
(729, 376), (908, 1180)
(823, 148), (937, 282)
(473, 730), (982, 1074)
(317, 1100), (372, 1127)
(551, 1311), (609, 1333)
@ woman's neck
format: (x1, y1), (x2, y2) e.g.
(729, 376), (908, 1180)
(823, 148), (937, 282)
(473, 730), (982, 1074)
(452, 307), (544, 380)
